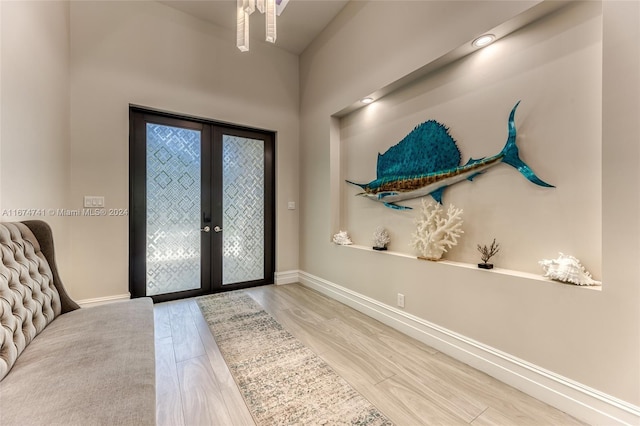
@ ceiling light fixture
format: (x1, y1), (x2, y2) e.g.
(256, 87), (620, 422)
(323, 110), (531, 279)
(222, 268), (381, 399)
(472, 34), (496, 48)
(237, 0), (289, 52)
(361, 97), (374, 104)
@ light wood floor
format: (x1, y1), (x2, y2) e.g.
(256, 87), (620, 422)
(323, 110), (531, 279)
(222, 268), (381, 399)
(155, 283), (586, 425)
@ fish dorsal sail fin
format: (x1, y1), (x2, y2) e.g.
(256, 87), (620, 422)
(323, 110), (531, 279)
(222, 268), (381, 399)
(376, 120), (461, 179)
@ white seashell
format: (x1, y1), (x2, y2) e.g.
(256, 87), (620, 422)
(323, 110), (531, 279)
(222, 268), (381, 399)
(538, 253), (601, 286)
(332, 230), (353, 245)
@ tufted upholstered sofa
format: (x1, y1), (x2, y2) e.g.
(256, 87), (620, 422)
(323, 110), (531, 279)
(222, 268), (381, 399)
(0, 221), (156, 425)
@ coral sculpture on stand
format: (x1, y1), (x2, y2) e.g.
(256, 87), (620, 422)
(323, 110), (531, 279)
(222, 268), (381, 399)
(372, 226), (390, 251)
(332, 230), (353, 245)
(539, 253), (601, 286)
(477, 238), (500, 269)
(411, 199), (463, 261)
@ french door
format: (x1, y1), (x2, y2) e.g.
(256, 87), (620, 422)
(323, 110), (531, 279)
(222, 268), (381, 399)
(129, 108), (275, 303)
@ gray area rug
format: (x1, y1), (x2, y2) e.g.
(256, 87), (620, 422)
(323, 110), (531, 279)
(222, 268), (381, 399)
(197, 291), (393, 426)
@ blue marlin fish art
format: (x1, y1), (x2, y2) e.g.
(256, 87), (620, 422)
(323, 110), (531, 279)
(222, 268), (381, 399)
(346, 102), (554, 210)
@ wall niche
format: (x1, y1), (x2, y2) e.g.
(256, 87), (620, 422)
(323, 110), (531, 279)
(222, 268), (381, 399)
(332, 1), (603, 283)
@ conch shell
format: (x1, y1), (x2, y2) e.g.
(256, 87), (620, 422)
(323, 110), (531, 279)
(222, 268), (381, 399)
(538, 253), (601, 286)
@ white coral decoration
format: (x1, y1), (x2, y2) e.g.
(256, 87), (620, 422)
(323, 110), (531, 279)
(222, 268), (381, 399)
(332, 230), (353, 245)
(539, 253), (601, 286)
(411, 199), (464, 260)
(372, 226), (391, 248)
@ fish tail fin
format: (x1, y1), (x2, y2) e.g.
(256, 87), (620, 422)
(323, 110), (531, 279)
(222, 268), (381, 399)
(500, 101), (555, 188)
(345, 180), (367, 190)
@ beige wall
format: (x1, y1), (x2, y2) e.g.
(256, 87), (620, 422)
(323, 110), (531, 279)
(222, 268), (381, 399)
(1, 1), (299, 301)
(68, 1), (299, 300)
(341, 1), (601, 276)
(0, 1), (71, 275)
(2, 0), (638, 410)
(300, 0), (639, 406)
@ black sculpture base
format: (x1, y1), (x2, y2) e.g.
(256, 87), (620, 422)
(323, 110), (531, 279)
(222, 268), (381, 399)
(372, 246), (387, 251)
(478, 263), (494, 269)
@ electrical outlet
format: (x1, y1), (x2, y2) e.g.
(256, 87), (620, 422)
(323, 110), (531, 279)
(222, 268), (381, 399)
(397, 293), (405, 308)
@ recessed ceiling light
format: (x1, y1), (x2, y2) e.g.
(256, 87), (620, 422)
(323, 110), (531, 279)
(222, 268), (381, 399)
(472, 34), (496, 48)
(361, 97), (374, 104)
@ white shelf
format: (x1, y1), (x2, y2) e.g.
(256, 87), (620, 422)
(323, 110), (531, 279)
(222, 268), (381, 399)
(337, 243), (602, 291)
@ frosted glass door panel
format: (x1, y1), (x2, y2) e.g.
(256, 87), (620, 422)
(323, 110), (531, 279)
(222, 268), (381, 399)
(146, 123), (202, 296)
(222, 135), (264, 285)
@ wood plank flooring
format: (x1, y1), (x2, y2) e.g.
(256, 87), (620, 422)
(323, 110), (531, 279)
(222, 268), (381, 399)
(155, 283), (586, 425)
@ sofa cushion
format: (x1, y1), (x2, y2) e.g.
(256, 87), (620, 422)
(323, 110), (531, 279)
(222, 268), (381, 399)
(0, 298), (156, 426)
(0, 223), (61, 380)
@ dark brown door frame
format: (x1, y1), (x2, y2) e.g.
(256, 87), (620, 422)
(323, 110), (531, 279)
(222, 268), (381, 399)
(129, 106), (275, 303)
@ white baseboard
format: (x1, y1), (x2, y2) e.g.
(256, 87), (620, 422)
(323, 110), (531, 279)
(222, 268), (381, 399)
(77, 293), (131, 308)
(274, 269), (300, 285)
(297, 270), (640, 426)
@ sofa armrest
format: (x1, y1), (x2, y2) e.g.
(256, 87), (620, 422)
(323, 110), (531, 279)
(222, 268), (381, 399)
(22, 220), (80, 313)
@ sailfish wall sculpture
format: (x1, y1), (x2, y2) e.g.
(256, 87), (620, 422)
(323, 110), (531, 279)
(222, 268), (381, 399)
(346, 102), (554, 209)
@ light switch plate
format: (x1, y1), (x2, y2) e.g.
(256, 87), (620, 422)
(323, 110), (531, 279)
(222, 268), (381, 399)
(84, 196), (105, 208)
(287, 201), (296, 210)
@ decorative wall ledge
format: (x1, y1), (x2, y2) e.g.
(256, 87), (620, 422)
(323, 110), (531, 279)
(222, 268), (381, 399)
(337, 243), (603, 291)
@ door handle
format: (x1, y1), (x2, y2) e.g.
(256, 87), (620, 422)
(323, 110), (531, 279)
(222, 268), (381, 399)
(213, 226), (223, 233)
(201, 226), (211, 233)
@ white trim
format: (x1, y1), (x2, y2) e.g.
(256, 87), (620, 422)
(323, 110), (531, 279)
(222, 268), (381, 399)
(274, 269), (300, 285)
(76, 293), (131, 308)
(298, 270), (640, 426)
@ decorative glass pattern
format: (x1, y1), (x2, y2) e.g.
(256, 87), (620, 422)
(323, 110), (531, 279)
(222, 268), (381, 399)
(222, 135), (264, 285)
(146, 123), (201, 296)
